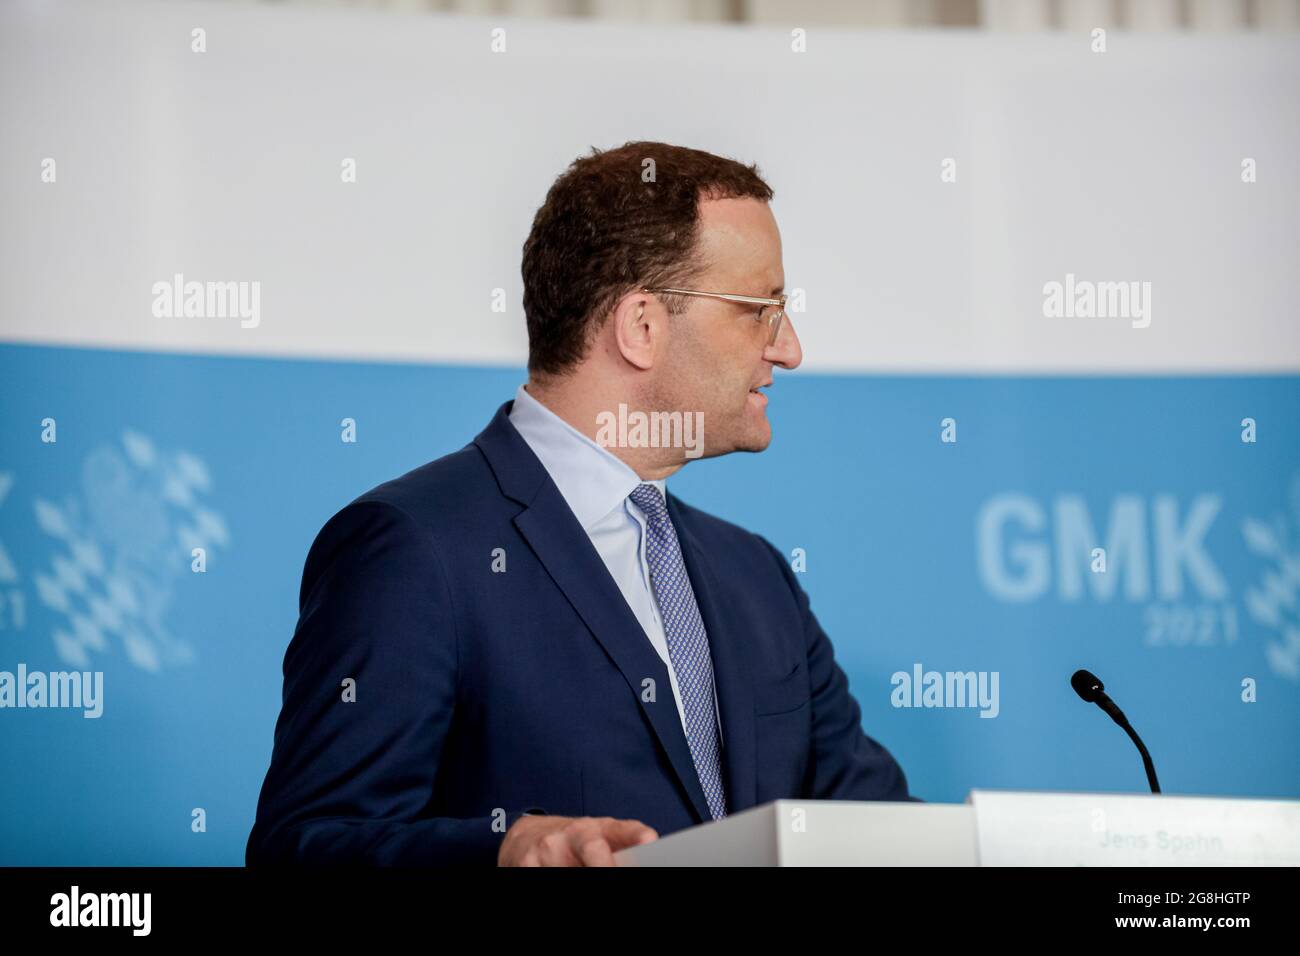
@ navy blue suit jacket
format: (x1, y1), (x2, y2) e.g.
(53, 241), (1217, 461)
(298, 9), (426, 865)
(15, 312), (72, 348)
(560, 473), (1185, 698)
(247, 400), (916, 865)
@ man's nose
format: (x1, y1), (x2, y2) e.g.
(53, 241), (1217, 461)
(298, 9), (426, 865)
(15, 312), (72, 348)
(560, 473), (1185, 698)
(766, 313), (803, 369)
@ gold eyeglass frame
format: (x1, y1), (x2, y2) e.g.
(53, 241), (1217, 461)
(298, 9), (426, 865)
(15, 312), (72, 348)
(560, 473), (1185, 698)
(641, 286), (787, 347)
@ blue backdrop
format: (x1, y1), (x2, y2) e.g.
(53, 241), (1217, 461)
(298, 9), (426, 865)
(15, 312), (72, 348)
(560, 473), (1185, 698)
(2, 342), (1297, 865)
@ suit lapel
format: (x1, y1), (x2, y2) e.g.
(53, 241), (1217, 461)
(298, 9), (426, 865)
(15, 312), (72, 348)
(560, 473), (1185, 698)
(474, 403), (713, 824)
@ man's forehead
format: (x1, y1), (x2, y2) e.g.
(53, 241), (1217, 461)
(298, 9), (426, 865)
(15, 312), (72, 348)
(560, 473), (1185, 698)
(697, 195), (777, 233)
(695, 196), (782, 279)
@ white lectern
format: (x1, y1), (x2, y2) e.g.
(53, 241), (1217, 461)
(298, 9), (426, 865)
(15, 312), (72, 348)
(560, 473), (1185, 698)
(614, 791), (1300, 866)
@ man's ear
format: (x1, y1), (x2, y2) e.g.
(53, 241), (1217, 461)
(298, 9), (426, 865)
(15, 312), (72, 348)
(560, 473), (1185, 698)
(610, 290), (658, 371)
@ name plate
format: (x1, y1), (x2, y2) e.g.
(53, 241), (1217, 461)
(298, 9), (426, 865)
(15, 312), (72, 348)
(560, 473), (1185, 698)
(970, 790), (1300, 866)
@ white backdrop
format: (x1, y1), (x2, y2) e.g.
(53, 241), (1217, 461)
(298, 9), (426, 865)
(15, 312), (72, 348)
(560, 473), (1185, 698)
(1, 0), (1298, 373)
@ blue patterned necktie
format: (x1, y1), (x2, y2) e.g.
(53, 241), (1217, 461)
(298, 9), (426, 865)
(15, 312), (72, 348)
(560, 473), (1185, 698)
(628, 482), (728, 820)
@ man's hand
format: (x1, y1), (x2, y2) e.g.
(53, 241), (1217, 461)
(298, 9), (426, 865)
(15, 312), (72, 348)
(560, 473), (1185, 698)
(498, 815), (658, 866)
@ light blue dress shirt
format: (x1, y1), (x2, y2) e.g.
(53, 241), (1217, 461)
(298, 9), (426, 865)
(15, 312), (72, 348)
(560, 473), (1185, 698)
(507, 382), (723, 746)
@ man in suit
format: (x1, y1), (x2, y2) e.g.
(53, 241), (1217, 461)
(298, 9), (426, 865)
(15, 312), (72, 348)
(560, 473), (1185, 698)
(247, 141), (917, 868)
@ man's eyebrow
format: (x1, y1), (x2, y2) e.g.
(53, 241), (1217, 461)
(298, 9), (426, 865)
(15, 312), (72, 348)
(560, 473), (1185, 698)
(770, 285), (784, 295)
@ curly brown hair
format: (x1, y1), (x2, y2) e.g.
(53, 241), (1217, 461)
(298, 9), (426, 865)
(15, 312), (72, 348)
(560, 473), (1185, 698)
(521, 141), (774, 377)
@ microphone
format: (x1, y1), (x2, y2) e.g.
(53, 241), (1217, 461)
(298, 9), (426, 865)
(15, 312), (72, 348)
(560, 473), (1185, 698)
(1070, 669), (1161, 794)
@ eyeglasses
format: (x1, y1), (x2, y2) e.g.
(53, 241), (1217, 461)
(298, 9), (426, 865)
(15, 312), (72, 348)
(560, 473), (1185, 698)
(641, 287), (787, 348)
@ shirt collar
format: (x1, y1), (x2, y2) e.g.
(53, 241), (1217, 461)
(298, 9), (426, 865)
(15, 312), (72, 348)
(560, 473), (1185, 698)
(507, 382), (666, 530)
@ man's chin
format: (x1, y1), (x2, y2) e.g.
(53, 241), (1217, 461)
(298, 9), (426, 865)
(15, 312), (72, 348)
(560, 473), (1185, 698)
(691, 407), (773, 458)
(689, 428), (771, 459)
(735, 420), (773, 453)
